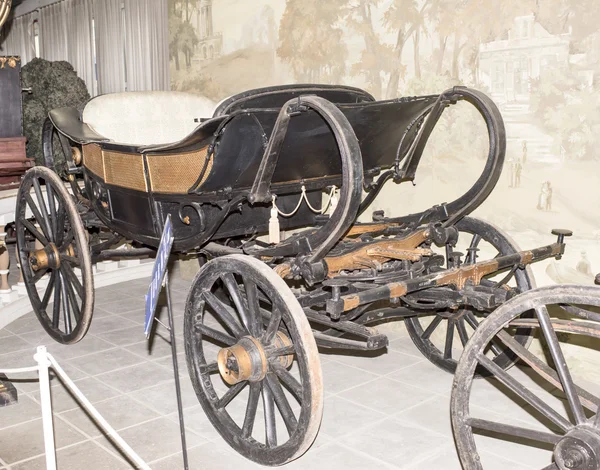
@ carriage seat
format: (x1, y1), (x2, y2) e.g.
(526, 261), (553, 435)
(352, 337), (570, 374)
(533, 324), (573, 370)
(79, 91), (216, 147)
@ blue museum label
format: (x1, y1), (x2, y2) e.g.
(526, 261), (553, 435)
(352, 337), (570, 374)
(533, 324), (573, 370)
(144, 214), (174, 338)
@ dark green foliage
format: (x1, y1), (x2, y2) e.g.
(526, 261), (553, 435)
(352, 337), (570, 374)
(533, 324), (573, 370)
(21, 58), (90, 166)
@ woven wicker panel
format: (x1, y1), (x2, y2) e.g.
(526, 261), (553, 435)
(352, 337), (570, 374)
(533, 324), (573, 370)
(103, 150), (147, 192)
(146, 146), (213, 194)
(82, 144), (104, 178)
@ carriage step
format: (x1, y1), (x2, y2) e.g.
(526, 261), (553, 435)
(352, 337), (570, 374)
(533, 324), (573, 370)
(0, 374), (18, 407)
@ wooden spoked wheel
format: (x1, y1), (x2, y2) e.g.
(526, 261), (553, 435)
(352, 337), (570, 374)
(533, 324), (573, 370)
(15, 166), (94, 344)
(405, 216), (534, 374)
(184, 255), (323, 466)
(452, 285), (600, 470)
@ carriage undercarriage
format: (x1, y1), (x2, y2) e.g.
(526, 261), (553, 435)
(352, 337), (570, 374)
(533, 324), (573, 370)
(11, 83), (587, 467)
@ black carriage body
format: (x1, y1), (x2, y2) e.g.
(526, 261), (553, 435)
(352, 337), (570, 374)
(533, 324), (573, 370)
(53, 84), (438, 251)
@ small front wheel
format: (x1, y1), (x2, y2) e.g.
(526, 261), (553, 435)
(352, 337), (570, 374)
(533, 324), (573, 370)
(184, 254), (323, 466)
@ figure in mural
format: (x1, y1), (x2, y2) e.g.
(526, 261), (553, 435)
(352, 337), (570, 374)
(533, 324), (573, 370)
(521, 140), (527, 164)
(576, 251), (593, 278)
(537, 181), (551, 210)
(514, 159), (522, 188)
(507, 157), (515, 187)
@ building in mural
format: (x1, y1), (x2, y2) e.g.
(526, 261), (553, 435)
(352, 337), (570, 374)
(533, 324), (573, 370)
(478, 15), (570, 105)
(194, 0), (222, 62)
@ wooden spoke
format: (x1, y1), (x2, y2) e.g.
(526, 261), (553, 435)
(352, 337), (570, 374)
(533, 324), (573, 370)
(60, 272), (72, 335)
(241, 382), (261, 439)
(60, 255), (80, 267)
(495, 330), (600, 413)
(31, 267), (49, 284)
(456, 318), (470, 347)
(263, 309), (282, 344)
(61, 262), (83, 298)
(467, 418), (562, 445)
(263, 384), (277, 448)
(63, 271), (81, 322)
(202, 291), (246, 338)
(270, 345), (295, 357)
(266, 373), (298, 434)
(52, 273), (62, 329)
(271, 361), (302, 404)
(216, 381), (247, 409)
(32, 178), (53, 242)
(20, 218), (48, 246)
(535, 306), (586, 425)
(200, 362), (219, 375)
(444, 320), (455, 359)
(197, 324), (236, 347)
(421, 315), (443, 340)
(477, 353), (573, 432)
(24, 193), (51, 240)
(243, 277), (262, 337)
(221, 273), (252, 332)
(40, 272), (56, 312)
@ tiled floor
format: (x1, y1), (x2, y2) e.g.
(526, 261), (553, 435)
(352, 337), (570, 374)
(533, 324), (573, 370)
(0, 276), (562, 469)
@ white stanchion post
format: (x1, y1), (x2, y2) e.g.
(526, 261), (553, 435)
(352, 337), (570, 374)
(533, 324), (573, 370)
(33, 346), (57, 470)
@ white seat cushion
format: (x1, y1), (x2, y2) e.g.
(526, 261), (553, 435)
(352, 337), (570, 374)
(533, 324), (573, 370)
(82, 91), (216, 146)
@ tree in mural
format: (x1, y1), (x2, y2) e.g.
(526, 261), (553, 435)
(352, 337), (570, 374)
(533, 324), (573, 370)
(168, 0), (199, 70)
(345, 0), (392, 98)
(278, 0), (349, 83)
(382, 0), (420, 98)
(529, 0), (600, 161)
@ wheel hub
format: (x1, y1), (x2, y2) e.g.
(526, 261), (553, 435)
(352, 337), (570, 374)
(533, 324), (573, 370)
(272, 331), (294, 369)
(555, 428), (600, 470)
(217, 336), (267, 385)
(29, 243), (60, 271)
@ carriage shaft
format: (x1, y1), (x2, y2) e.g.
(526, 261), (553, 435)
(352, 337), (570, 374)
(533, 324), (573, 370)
(328, 242), (564, 316)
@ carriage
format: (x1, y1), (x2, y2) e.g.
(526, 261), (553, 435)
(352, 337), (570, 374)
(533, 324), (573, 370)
(14, 83), (571, 465)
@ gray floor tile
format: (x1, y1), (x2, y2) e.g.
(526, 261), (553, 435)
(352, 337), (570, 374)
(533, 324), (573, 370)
(388, 358), (455, 395)
(66, 347), (146, 376)
(124, 335), (178, 361)
(95, 416), (206, 463)
(342, 417), (449, 468)
(410, 444), (463, 470)
(394, 394), (452, 437)
(95, 325), (147, 347)
(59, 395), (160, 438)
(87, 315), (139, 335)
(44, 335), (118, 362)
(166, 405), (222, 442)
(0, 395), (41, 430)
(285, 442), (397, 470)
(4, 314), (45, 335)
(127, 376), (199, 416)
(319, 395), (386, 439)
(113, 309), (147, 325)
(339, 376), (437, 415)
(10, 440), (131, 470)
(99, 296), (146, 314)
(95, 361), (173, 393)
(320, 359), (379, 394)
(29, 377), (120, 413)
(0, 335), (34, 355)
(150, 441), (262, 470)
(388, 337), (427, 359)
(330, 348), (423, 376)
(0, 418), (85, 464)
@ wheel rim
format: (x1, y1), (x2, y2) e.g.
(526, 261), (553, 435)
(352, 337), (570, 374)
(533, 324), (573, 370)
(405, 216), (534, 373)
(184, 254), (323, 466)
(16, 167), (94, 344)
(451, 285), (600, 470)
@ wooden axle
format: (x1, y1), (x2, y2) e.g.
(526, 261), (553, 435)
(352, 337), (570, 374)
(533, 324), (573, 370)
(333, 242), (564, 315)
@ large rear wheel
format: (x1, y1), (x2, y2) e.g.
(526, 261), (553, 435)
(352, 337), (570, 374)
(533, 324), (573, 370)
(15, 166), (94, 344)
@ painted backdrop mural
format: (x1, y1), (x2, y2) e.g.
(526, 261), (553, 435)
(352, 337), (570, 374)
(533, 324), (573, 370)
(169, 0), (600, 287)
